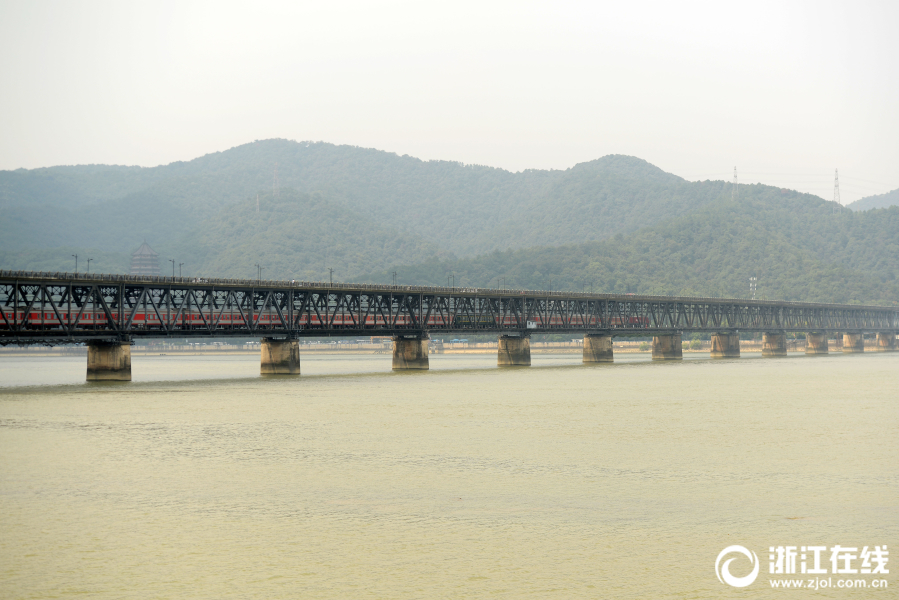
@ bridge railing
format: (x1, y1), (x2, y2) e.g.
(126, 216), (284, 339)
(1, 270), (895, 311)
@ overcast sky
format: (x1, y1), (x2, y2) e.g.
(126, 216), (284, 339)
(1, 0), (896, 203)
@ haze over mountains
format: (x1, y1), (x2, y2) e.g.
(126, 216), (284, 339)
(1, 139), (897, 305)
(847, 188), (899, 212)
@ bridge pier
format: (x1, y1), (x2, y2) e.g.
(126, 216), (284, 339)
(261, 338), (301, 374)
(762, 332), (787, 357)
(652, 334), (682, 361)
(583, 333), (613, 363)
(393, 335), (429, 370)
(875, 332), (897, 352)
(805, 333), (828, 355)
(710, 333), (740, 359)
(842, 333), (864, 354)
(87, 341), (132, 381)
(498, 334), (531, 366)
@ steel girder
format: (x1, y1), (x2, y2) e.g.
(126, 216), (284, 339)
(0, 273), (896, 345)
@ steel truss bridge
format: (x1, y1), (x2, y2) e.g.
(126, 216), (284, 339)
(1, 271), (896, 346)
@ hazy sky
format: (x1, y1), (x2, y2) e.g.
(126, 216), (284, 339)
(1, 0), (896, 203)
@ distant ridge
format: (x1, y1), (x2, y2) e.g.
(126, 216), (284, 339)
(1, 139), (897, 305)
(0, 139), (728, 265)
(847, 188), (899, 211)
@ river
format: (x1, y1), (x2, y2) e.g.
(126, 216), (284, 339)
(1, 351), (896, 598)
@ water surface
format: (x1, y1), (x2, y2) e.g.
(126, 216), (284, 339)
(1, 352), (896, 598)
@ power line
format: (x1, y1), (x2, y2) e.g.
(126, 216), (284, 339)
(836, 183), (889, 193)
(685, 172), (894, 188)
(738, 171), (836, 176)
(675, 168), (893, 205)
(840, 175), (895, 187)
(686, 176), (887, 190)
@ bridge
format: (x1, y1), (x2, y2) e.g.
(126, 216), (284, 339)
(1, 270), (897, 379)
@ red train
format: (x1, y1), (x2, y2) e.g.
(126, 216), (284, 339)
(1, 310), (650, 330)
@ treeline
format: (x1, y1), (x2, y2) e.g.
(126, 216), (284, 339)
(847, 187), (899, 211)
(0, 189), (444, 281)
(2, 139), (896, 306)
(0, 139), (762, 260)
(356, 193), (899, 306)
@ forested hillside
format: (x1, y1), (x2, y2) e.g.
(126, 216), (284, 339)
(0, 139), (745, 267)
(848, 188), (899, 211)
(168, 190), (443, 281)
(2, 139), (895, 306)
(358, 189), (899, 306)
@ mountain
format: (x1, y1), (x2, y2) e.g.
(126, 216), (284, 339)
(0, 139), (739, 262)
(3, 139), (896, 307)
(847, 188), (899, 212)
(356, 188), (899, 306)
(168, 189), (443, 281)
(0, 164), (166, 209)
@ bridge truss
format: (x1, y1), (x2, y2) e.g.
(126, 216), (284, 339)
(1, 272), (896, 345)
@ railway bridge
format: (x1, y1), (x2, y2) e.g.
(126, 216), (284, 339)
(1, 270), (897, 380)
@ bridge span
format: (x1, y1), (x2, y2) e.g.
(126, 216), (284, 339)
(1, 270), (896, 379)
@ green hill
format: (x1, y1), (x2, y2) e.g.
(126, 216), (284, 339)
(168, 189), (442, 281)
(847, 188), (899, 212)
(0, 164), (165, 209)
(356, 187), (899, 306)
(0, 139), (741, 261)
(2, 139), (896, 306)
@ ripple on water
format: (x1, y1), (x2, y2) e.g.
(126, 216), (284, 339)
(1, 352), (897, 599)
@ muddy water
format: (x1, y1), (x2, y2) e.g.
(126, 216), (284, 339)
(1, 351), (896, 598)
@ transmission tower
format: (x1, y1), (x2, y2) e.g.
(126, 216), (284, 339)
(732, 166), (737, 201)
(833, 168), (841, 214)
(273, 162), (280, 198)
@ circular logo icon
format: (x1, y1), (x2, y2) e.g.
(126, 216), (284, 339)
(716, 545), (760, 588)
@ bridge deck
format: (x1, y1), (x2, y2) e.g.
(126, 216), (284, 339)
(1, 271), (896, 345)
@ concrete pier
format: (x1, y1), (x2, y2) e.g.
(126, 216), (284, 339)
(498, 335), (531, 366)
(393, 336), (429, 370)
(87, 341), (132, 381)
(582, 334), (613, 363)
(842, 333), (864, 354)
(761, 332), (787, 357)
(652, 334), (682, 361)
(805, 333), (828, 355)
(710, 333), (740, 359)
(875, 332), (897, 352)
(260, 338), (301, 374)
